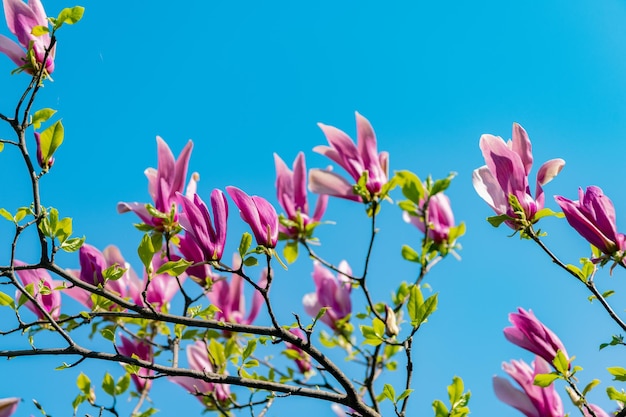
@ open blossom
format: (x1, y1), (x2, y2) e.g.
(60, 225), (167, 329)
(0, 0), (54, 74)
(0, 397), (19, 417)
(493, 357), (563, 417)
(65, 244), (141, 309)
(555, 186), (626, 256)
(208, 254), (265, 326)
(302, 261), (352, 331)
(117, 335), (154, 393)
(13, 260), (61, 320)
(178, 189), (228, 269)
(226, 186), (278, 248)
(169, 341), (230, 405)
(473, 123), (565, 229)
(504, 308), (568, 366)
(274, 152), (327, 239)
(118, 137), (194, 229)
(403, 192), (455, 244)
(309, 112), (389, 202)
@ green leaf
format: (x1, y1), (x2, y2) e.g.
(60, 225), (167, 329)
(582, 379), (600, 396)
(565, 264), (585, 282)
(55, 217), (72, 243)
(283, 240), (299, 264)
(430, 172), (456, 195)
(533, 372), (559, 387)
(401, 244), (420, 263)
(0, 208), (13, 222)
(102, 264), (126, 281)
(60, 236), (85, 252)
(76, 372), (91, 394)
(239, 232), (252, 256)
(397, 389), (413, 402)
(372, 317), (385, 337)
(31, 25), (49, 36)
(607, 386), (626, 402)
(156, 259), (192, 276)
(115, 373), (130, 395)
(100, 328), (115, 342)
(448, 376), (463, 405)
(396, 170), (424, 204)
(282, 348), (304, 361)
(208, 339), (226, 369)
(243, 256), (258, 267)
(407, 285), (423, 325)
(552, 350), (569, 375)
(432, 399), (449, 417)
(242, 339), (257, 360)
(39, 120), (64, 166)
(413, 293), (438, 326)
(137, 234), (155, 272)
(31, 108), (56, 129)
(608, 366), (626, 382)
(55, 6), (84, 28)
(102, 372), (115, 396)
(0, 290), (15, 309)
(486, 214), (513, 228)
(382, 384), (396, 402)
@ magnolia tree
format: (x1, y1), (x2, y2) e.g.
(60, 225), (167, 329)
(0, 1), (625, 417)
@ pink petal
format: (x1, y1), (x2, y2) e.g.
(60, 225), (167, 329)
(511, 123), (533, 176)
(308, 168), (360, 201)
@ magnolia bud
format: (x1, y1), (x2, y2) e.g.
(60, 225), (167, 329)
(384, 305), (399, 337)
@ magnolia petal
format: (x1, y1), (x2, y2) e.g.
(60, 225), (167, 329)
(292, 152), (309, 214)
(0, 34), (24, 66)
(511, 123), (533, 176)
(172, 140), (194, 198)
(0, 397), (19, 417)
(308, 168), (360, 202)
(493, 376), (540, 417)
(472, 166), (507, 214)
(317, 122), (363, 181)
(355, 112), (380, 176)
(536, 158), (565, 187)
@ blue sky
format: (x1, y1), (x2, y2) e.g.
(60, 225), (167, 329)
(2, 0), (626, 416)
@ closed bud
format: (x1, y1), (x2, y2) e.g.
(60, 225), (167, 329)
(384, 305), (399, 337)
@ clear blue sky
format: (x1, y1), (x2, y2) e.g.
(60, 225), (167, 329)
(2, 0), (626, 416)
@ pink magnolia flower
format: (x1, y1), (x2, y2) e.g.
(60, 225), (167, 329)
(555, 186), (626, 256)
(504, 308), (568, 366)
(208, 254), (265, 326)
(0, 0), (54, 74)
(14, 260), (61, 320)
(178, 189), (228, 264)
(403, 192), (455, 244)
(169, 341), (230, 406)
(226, 186), (278, 248)
(0, 397), (19, 417)
(118, 137), (194, 229)
(302, 261), (352, 331)
(309, 112), (389, 202)
(284, 329), (312, 374)
(493, 357), (563, 417)
(65, 244), (141, 309)
(274, 152), (328, 239)
(473, 123), (565, 229)
(117, 335), (154, 393)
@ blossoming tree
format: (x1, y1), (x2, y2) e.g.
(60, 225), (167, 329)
(0, 1), (625, 417)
